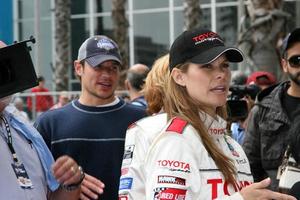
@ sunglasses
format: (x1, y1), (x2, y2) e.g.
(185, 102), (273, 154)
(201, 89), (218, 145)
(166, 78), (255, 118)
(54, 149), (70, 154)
(288, 55), (300, 68)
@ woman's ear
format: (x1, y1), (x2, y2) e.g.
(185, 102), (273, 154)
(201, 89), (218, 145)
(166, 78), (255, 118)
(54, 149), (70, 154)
(171, 68), (186, 87)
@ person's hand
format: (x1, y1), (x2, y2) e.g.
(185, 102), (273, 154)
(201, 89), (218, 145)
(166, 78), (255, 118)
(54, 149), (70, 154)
(80, 173), (105, 200)
(52, 155), (83, 186)
(240, 178), (296, 200)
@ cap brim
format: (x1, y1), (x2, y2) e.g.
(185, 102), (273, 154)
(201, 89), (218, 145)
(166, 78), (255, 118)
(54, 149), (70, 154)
(85, 54), (122, 67)
(190, 46), (243, 65)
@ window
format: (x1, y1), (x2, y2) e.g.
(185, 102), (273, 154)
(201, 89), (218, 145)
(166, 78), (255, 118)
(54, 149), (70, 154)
(133, 12), (169, 67)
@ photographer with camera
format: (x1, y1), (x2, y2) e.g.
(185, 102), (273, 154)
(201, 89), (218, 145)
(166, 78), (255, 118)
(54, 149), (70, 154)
(246, 71), (277, 90)
(243, 27), (300, 192)
(0, 40), (82, 199)
(227, 77), (261, 145)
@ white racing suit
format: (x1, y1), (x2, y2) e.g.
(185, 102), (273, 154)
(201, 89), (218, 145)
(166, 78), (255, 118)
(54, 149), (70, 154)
(119, 113), (253, 200)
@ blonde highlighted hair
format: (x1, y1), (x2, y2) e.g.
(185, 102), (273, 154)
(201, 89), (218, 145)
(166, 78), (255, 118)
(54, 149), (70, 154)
(144, 54), (170, 115)
(164, 63), (237, 186)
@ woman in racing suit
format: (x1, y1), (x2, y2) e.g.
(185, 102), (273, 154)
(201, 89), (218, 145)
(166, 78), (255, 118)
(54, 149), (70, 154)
(119, 27), (296, 200)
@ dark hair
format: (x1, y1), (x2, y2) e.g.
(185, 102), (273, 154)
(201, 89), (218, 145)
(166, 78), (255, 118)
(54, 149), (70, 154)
(231, 72), (247, 85)
(127, 71), (148, 91)
(37, 76), (44, 82)
(282, 28), (300, 58)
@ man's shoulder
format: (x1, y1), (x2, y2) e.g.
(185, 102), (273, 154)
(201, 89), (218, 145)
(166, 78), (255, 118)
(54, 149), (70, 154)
(257, 81), (288, 102)
(131, 96), (147, 107)
(36, 103), (73, 122)
(31, 87), (39, 92)
(123, 101), (147, 114)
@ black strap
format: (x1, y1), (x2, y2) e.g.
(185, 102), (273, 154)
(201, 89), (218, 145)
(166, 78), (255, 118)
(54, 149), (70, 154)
(0, 116), (19, 163)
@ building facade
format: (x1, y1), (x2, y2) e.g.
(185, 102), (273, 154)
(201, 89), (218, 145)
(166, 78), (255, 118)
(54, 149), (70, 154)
(5, 0), (300, 90)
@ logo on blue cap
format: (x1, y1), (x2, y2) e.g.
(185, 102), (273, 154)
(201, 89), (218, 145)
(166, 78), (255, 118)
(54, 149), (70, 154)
(97, 38), (115, 51)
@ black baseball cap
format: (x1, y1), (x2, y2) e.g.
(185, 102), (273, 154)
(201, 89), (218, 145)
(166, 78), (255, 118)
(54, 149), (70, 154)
(169, 28), (243, 70)
(78, 35), (122, 67)
(282, 28), (300, 56)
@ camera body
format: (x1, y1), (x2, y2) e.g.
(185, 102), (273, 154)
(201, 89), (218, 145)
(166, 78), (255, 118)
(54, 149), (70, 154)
(227, 84), (260, 121)
(0, 37), (38, 99)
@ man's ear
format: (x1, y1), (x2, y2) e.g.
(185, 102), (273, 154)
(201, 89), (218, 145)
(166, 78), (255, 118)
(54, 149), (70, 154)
(171, 68), (186, 87)
(74, 60), (83, 77)
(124, 79), (131, 90)
(281, 58), (288, 73)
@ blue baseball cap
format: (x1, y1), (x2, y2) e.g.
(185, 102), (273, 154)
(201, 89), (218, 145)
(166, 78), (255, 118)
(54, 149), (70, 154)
(78, 35), (122, 67)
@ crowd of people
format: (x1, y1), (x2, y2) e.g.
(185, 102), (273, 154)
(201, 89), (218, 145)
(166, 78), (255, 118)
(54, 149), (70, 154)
(0, 27), (300, 200)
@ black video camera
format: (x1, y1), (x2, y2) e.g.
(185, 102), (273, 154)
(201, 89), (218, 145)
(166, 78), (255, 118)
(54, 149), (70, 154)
(226, 84), (261, 121)
(0, 36), (38, 99)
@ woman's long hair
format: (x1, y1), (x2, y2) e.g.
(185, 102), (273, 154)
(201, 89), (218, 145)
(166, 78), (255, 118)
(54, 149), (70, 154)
(144, 54), (170, 115)
(164, 63), (237, 186)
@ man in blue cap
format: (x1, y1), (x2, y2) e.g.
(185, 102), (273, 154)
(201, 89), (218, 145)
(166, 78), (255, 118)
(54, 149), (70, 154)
(0, 40), (83, 200)
(35, 35), (146, 200)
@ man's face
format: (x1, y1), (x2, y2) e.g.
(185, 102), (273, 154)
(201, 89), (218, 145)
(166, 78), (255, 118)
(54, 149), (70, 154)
(282, 42), (300, 86)
(75, 60), (120, 104)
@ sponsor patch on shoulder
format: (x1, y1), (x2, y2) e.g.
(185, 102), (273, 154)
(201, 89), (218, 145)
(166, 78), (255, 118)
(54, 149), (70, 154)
(121, 167), (129, 176)
(157, 175), (186, 186)
(153, 187), (187, 200)
(166, 117), (188, 134)
(119, 177), (133, 190)
(119, 195), (128, 200)
(157, 160), (191, 173)
(122, 145), (135, 165)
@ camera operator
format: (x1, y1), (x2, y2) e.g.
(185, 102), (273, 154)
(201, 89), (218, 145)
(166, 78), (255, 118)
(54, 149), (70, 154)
(229, 71), (276, 145)
(247, 71), (277, 90)
(228, 82), (260, 145)
(243, 27), (300, 191)
(0, 40), (82, 199)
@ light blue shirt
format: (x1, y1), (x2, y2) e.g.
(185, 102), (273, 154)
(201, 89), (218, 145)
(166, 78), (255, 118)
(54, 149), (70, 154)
(231, 122), (245, 145)
(4, 105), (59, 191)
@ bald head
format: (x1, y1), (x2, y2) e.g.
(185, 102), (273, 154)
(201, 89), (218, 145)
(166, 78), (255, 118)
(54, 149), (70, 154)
(0, 41), (7, 48)
(126, 64), (149, 92)
(129, 64), (149, 74)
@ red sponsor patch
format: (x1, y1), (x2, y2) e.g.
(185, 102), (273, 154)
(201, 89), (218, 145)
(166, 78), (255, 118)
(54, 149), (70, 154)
(166, 117), (188, 134)
(121, 168), (129, 176)
(154, 187), (187, 200)
(119, 195), (128, 200)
